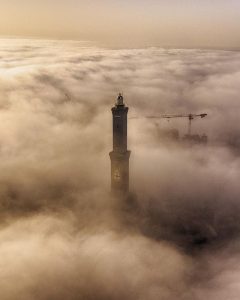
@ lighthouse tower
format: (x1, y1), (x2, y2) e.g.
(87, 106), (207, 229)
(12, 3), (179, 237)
(109, 94), (131, 194)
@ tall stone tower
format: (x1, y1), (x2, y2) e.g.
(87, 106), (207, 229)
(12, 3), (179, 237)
(109, 94), (131, 194)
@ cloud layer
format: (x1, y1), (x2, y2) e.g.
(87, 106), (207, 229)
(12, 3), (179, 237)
(0, 39), (240, 299)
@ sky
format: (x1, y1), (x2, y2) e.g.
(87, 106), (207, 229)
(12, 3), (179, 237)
(0, 0), (240, 48)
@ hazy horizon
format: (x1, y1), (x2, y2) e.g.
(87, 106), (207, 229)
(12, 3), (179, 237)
(1, 36), (240, 51)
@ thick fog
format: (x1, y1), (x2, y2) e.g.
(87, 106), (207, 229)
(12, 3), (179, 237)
(0, 39), (240, 299)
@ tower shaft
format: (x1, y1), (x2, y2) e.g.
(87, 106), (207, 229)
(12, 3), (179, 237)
(109, 94), (130, 194)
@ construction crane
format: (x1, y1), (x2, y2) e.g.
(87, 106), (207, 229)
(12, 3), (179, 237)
(130, 113), (207, 135)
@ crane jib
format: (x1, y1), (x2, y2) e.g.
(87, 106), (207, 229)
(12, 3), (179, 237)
(130, 113), (207, 120)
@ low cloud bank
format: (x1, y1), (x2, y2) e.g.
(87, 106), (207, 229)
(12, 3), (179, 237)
(0, 39), (240, 299)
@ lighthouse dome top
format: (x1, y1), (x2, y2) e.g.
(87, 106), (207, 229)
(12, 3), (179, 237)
(116, 93), (124, 106)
